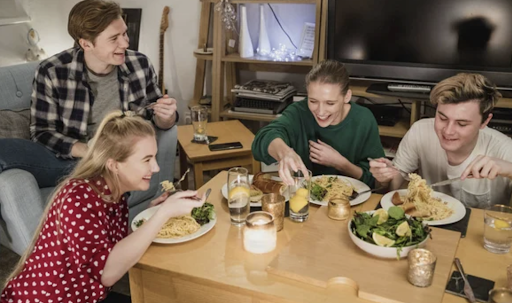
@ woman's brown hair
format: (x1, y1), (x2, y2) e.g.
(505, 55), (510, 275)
(68, 0), (123, 47)
(305, 60), (350, 95)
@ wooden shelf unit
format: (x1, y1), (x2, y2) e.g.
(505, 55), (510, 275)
(221, 53), (314, 66)
(210, 0), (324, 122)
(220, 109), (279, 122)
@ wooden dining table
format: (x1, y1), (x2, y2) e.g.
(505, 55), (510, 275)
(128, 171), (511, 303)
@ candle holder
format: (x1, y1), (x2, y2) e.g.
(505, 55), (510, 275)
(407, 248), (437, 287)
(489, 288), (512, 303)
(243, 211), (277, 254)
(328, 196), (351, 220)
(262, 193), (285, 231)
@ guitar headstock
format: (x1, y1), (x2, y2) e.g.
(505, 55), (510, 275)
(160, 6), (170, 33)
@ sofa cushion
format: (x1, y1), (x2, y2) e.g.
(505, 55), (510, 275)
(0, 109), (30, 139)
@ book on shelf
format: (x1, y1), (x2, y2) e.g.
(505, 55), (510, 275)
(232, 80), (296, 101)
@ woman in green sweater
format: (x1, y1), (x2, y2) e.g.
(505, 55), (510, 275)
(252, 60), (385, 187)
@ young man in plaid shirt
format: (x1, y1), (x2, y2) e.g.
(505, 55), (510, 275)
(0, 0), (178, 187)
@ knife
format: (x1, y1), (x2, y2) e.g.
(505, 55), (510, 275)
(453, 258), (477, 303)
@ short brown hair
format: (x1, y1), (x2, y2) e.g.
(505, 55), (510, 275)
(68, 0), (123, 47)
(305, 60), (350, 95)
(430, 73), (501, 123)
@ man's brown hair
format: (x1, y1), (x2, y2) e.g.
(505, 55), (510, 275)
(305, 60), (350, 95)
(68, 0), (123, 47)
(430, 73), (501, 123)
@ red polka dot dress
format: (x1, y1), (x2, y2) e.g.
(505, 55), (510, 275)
(1, 177), (128, 303)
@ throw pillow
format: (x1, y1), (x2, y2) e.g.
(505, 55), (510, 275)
(0, 109), (30, 139)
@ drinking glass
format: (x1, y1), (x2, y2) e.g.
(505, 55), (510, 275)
(489, 288), (512, 303)
(484, 205), (512, 254)
(227, 167), (250, 226)
(288, 170), (311, 222)
(262, 193), (285, 231)
(191, 106), (208, 142)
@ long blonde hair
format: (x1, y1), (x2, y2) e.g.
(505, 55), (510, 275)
(4, 111), (155, 287)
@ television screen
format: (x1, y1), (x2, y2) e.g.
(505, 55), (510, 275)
(327, 0), (512, 88)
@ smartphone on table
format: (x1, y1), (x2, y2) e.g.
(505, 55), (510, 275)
(208, 142), (243, 152)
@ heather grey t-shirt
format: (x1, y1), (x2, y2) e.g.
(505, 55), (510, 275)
(86, 67), (121, 140)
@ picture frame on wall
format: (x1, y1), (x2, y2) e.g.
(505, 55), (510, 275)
(122, 8), (142, 51)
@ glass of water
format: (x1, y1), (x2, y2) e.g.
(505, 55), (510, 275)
(227, 167), (250, 226)
(484, 204), (512, 254)
(191, 106), (208, 142)
(288, 170), (311, 222)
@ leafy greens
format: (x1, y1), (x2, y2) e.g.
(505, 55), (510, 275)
(351, 207), (431, 254)
(191, 202), (215, 225)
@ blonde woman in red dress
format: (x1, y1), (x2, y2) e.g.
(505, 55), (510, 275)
(1, 112), (204, 303)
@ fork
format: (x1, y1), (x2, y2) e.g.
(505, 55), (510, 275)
(367, 157), (410, 181)
(348, 187), (385, 200)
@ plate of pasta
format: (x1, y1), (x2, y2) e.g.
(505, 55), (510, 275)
(131, 204), (216, 244)
(379, 174), (466, 226)
(310, 175), (371, 206)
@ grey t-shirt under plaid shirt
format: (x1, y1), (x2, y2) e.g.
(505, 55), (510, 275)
(86, 67), (121, 140)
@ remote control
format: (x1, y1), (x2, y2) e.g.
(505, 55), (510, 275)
(387, 83), (431, 93)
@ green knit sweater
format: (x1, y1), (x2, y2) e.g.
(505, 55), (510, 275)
(252, 100), (385, 187)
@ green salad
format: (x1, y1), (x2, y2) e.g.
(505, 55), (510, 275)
(134, 202), (215, 228)
(191, 202), (215, 226)
(350, 206), (431, 257)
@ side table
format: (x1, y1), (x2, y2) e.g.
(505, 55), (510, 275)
(177, 120), (260, 189)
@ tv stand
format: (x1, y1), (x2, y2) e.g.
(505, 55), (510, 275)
(366, 83), (431, 100)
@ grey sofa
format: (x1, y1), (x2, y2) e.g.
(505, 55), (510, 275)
(0, 62), (178, 255)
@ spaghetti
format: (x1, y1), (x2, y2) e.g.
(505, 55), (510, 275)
(402, 173), (453, 220)
(160, 180), (175, 192)
(313, 176), (354, 201)
(140, 215), (201, 238)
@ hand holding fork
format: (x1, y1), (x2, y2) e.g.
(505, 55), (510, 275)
(368, 157), (410, 184)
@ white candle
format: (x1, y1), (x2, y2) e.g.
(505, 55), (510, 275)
(243, 212), (276, 254)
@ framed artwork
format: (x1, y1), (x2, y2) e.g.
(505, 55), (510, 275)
(122, 8), (142, 51)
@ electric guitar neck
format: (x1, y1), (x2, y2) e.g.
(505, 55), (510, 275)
(158, 6), (170, 94)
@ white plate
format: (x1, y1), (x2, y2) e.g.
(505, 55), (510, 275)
(131, 206), (216, 244)
(380, 189), (466, 226)
(194, 47), (213, 55)
(221, 174), (283, 207)
(310, 175), (371, 207)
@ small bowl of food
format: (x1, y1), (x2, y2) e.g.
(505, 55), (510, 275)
(348, 207), (430, 259)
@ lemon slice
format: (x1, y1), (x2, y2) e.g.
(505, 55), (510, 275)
(228, 186), (250, 200)
(373, 209), (389, 225)
(372, 233), (395, 247)
(494, 219), (510, 230)
(290, 195), (308, 213)
(396, 221), (412, 237)
(295, 188), (309, 198)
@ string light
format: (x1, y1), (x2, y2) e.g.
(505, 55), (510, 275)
(256, 44), (299, 62)
(215, 0), (238, 35)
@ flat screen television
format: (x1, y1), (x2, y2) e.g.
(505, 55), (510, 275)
(327, 0), (512, 89)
